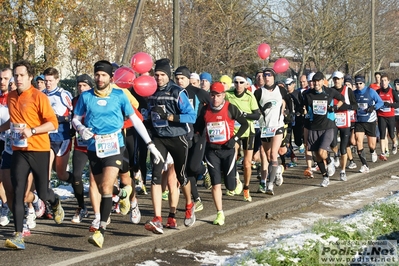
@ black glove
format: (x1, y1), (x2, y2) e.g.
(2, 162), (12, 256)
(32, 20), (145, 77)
(327, 105), (338, 112)
(224, 136), (238, 149)
(262, 102), (273, 112)
(152, 106), (168, 120)
(384, 102), (393, 108)
(366, 105), (375, 113)
(283, 114), (292, 124)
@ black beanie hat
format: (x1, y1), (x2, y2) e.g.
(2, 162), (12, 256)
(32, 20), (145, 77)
(94, 60), (113, 77)
(263, 67), (276, 78)
(77, 74), (94, 88)
(175, 66), (191, 79)
(154, 58), (171, 78)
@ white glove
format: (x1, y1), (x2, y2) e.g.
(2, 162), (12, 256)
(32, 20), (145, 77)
(148, 143), (164, 164)
(78, 126), (94, 140)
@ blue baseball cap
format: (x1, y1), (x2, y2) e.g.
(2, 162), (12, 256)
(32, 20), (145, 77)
(34, 74), (44, 81)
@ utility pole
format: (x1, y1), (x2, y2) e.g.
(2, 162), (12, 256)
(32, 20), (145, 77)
(121, 0), (146, 65)
(172, 0), (180, 69)
(371, 0), (375, 83)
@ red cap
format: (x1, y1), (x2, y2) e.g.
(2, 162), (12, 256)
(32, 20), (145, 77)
(210, 82), (225, 94)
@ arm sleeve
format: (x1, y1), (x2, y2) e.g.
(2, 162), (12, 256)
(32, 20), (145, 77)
(347, 88), (358, 110)
(176, 91), (197, 123)
(371, 89), (385, 110)
(229, 104), (248, 138)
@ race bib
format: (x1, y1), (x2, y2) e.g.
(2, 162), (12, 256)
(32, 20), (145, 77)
(395, 108), (399, 116)
(357, 103), (368, 116)
(335, 112), (347, 127)
(206, 121), (227, 143)
(312, 100), (327, 115)
(76, 132), (88, 147)
(4, 132), (12, 154)
(254, 120), (260, 129)
(95, 132), (120, 158)
(10, 123), (28, 148)
(260, 127), (277, 138)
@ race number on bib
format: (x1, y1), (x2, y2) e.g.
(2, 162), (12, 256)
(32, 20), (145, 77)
(260, 127), (277, 138)
(95, 132), (120, 158)
(206, 121), (227, 143)
(312, 100), (327, 115)
(76, 132), (88, 147)
(10, 123), (28, 148)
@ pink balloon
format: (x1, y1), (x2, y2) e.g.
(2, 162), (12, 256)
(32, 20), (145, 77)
(257, 43), (271, 60)
(130, 52), (153, 74)
(113, 66), (136, 88)
(133, 75), (157, 97)
(273, 58), (290, 73)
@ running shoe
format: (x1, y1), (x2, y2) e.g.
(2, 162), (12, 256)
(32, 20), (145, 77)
(137, 183), (148, 195)
(334, 157), (340, 168)
(71, 207), (89, 224)
(32, 198), (45, 218)
(379, 154), (388, 161)
(213, 211), (225, 226)
(194, 198), (203, 212)
(371, 151), (378, 162)
(299, 144), (305, 154)
(359, 165), (370, 173)
(266, 183), (274, 195)
(257, 183), (266, 194)
(130, 203), (141, 224)
(112, 202), (120, 214)
(88, 230), (104, 248)
(327, 157), (336, 177)
(340, 171), (347, 181)
(243, 189), (252, 202)
(5, 232), (25, 250)
(386, 149), (390, 157)
(89, 217), (100, 232)
(26, 210), (36, 229)
(234, 175), (243, 195)
(275, 165), (284, 186)
(144, 217), (164, 234)
(165, 217), (177, 229)
(304, 167), (314, 178)
(347, 161), (357, 169)
(43, 201), (53, 219)
(203, 168), (212, 190)
(119, 185), (133, 215)
(22, 221), (31, 237)
(320, 176), (330, 187)
(184, 202), (196, 227)
(0, 205), (11, 226)
(162, 190), (169, 201)
(52, 196), (64, 224)
(226, 190), (235, 196)
(392, 145), (398, 155)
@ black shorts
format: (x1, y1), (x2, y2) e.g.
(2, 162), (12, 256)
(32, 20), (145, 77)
(51, 139), (72, 157)
(88, 147), (125, 176)
(355, 121), (377, 137)
(238, 134), (255, 150)
(307, 128), (334, 152)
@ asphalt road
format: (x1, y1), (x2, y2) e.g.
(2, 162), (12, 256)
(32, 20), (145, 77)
(1, 150), (399, 266)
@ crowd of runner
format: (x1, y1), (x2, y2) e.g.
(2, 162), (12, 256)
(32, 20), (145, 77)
(0, 59), (398, 250)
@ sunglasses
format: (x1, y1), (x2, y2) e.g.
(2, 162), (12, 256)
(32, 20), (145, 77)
(234, 81), (245, 84)
(263, 73), (273, 77)
(355, 82), (363, 85)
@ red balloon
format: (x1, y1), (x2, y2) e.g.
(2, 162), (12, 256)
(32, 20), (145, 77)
(113, 66), (136, 88)
(133, 75), (157, 97)
(273, 58), (290, 73)
(130, 52), (153, 74)
(257, 43), (271, 60)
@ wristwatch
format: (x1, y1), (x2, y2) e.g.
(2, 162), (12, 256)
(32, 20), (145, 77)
(31, 128), (37, 135)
